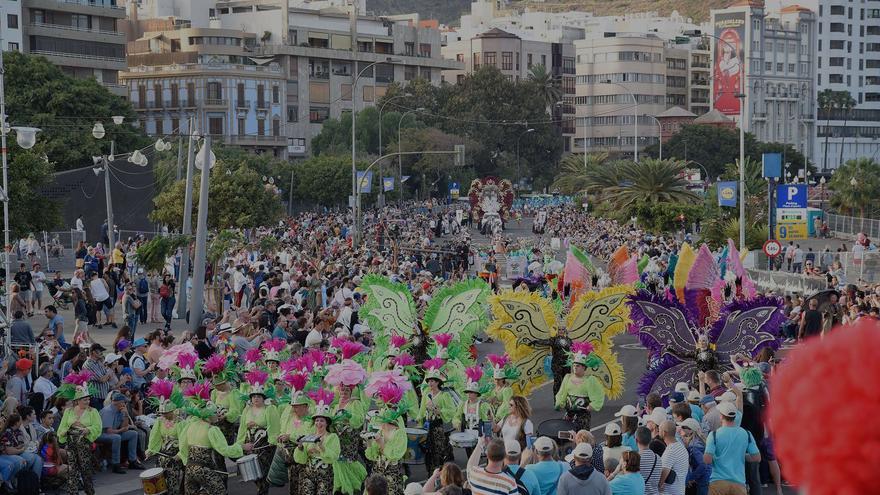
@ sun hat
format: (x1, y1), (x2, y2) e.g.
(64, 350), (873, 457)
(718, 401), (738, 418)
(615, 405), (639, 418)
(604, 422), (622, 436)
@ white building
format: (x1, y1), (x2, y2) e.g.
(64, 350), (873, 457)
(0, 0), (23, 52)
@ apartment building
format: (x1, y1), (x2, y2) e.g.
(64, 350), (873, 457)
(573, 34), (666, 158)
(709, 1), (816, 165)
(121, 27), (288, 156)
(0, 0), (23, 51)
(812, 0), (880, 170)
(21, 0), (127, 94)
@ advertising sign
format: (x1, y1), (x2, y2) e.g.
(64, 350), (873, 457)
(718, 181), (737, 207)
(356, 171), (372, 193)
(713, 12), (746, 115)
(776, 184), (808, 209)
(776, 208), (808, 240)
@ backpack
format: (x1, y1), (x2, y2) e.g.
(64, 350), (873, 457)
(502, 465), (530, 495)
(138, 277), (149, 295)
(159, 284), (170, 298)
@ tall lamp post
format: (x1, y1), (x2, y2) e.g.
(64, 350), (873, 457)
(645, 114), (662, 160)
(351, 57), (400, 246)
(188, 137), (215, 331)
(397, 107), (424, 205)
(601, 80), (638, 162)
(516, 128), (535, 188)
(378, 94), (407, 206)
(90, 116), (129, 257)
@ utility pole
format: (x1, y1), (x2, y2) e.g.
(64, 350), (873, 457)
(189, 135), (211, 332)
(175, 119), (185, 181)
(176, 116), (195, 320)
(104, 141), (116, 254)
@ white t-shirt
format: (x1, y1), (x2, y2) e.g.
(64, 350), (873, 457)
(661, 440), (689, 495)
(500, 416), (534, 446)
(31, 271), (45, 292)
(70, 277), (83, 292)
(89, 278), (110, 302)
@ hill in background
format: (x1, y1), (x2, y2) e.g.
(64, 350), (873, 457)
(367, 0), (733, 25)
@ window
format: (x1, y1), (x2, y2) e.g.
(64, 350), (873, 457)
(472, 53), (481, 68)
(206, 82), (222, 102)
(418, 43), (431, 57)
(830, 23), (845, 32)
(405, 42), (414, 56)
(153, 84), (163, 107)
(765, 61), (772, 71)
(209, 118), (223, 136)
(829, 74), (844, 84)
(273, 86), (280, 104)
(71, 14), (91, 29)
(420, 67), (432, 81)
(309, 107), (329, 123)
(776, 63), (783, 72)
(331, 61), (351, 76)
(237, 118), (246, 136)
(502, 51), (513, 70)
(8, 42), (18, 52)
(484, 52), (496, 67)
(404, 65), (417, 81)
(527, 53), (533, 68)
(830, 57), (844, 66)
(237, 83), (245, 106)
(541, 54), (546, 67)
(170, 83), (179, 107)
(171, 118), (179, 132)
(32, 10), (44, 24)
(257, 84), (266, 108)
(830, 40), (845, 50)
(272, 119), (280, 137)
(155, 119), (163, 136)
(788, 63), (795, 73)
(287, 105), (298, 122)
(455, 54), (464, 62)
(257, 119), (265, 136)
(363, 86), (374, 102)
(7, 14), (17, 29)
(340, 84), (351, 101)
(187, 83), (195, 107)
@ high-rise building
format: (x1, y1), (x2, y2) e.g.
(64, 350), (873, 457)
(709, 1), (816, 167)
(0, 0), (23, 52)
(810, 0), (880, 170)
(21, 0), (127, 94)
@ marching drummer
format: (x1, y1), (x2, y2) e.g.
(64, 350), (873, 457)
(203, 355), (242, 444)
(292, 389), (341, 495)
(554, 341), (606, 431)
(486, 354), (518, 419)
(276, 377), (313, 495)
(236, 370), (280, 495)
(416, 358), (456, 474)
(365, 384), (409, 495)
(452, 367), (491, 457)
(145, 379), (184, 495)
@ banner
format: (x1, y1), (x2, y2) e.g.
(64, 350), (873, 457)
(382, 177), (394, 192)
(712, 11), (745, 115)
(401, 176), (411, 183)
(356, 171), (372, 193)
(717, 181), (738, 207)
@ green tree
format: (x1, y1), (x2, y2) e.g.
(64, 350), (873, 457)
(292, 154), (369, 206)
(551, 152), (610, 195)
(836, 91), (857, 167)
(396, 127), (481, 198)
(604, 159), (700, 207)
(527, 65), (562, 108)
(645, 124), (759, 179)
(701, 218), (769, 251)
(827, 158), (880, 218)
(9, 148), (62, 237)
(3, 51), (147, 171)
(149, 155), (284, 230)
(817, 88), (835, 172)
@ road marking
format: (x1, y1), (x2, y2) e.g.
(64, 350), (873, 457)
(620, 343), (646, 350)
(590, 417), (619, 433)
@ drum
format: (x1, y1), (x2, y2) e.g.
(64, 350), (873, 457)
(537, 419), (577, 444)
(140, 467), (168, 495)
(267, 447), (289, 487)
(402, 428), (428, 465)
(236, 454), (263, 483)
(449, 431), (478, 449)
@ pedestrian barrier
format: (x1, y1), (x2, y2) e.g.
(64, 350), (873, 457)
(826, 213), (880, 240)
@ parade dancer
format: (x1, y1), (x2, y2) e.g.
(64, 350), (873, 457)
(365, 384), (409, 495)
(145, 379), (185, 495)
(57, 372), (102, 495)
(237, 370), (280, 495)
(293, 389), (341, 495)
(554, 342), (606, 430)
(417, 358), (455, 473)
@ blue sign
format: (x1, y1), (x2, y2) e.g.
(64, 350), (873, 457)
(762, 153), (782, 178)
(776, 184), (807, 208)
(356, 171), (373, 193)
(382, 177), (394, 192)
(718, 181), (737, 207)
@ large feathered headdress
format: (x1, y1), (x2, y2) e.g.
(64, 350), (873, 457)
(57, 371), (96, 401)
(148, 378), (184, 413)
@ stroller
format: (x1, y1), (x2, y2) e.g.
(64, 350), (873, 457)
(48, 282), (72, 310)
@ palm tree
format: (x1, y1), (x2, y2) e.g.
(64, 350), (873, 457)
(817, 88), (836, 172)
(828, 158), (880, 218)
(608, 159), (701, 207)
(527, 64), (562, 109)
(836, 91), (857, 167)
(551, 152), (609, 194)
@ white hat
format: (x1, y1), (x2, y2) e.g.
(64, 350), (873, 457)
(615, 405), (639, 418)
(676, 417), (704, 436)
(687, 390), (702, 402)
(103, 353), (122, 365)
(305, 329), (323, 348)
(718, 402), (738, 418)
(604, 422), (622, 436)
(533, 436), (555, 453)
(504, 440), (522, 456)
(403, 483), (424, 495)
(218, 323), (233, 333)
(645, 409), (668, 427)
(716, 391), (737, 404)
(571, 442), (593, 460)
(674, 382), (690, 394)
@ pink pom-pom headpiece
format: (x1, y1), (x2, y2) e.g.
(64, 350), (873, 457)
(391, 354), (416, 367)
(433, 333), (453, 348)
(178, 352), (198, 369)
(148, 379), (175, 401)
(283, 372), (307, 392)
(376, 383), (404, 405)
(423, 357), (445, 371)
(244, 348), (263, 364)
(183, 382), (211, 401)
(245, 369), (269, 387)
(486, 354), (510, 369)
(571, 341), (595, 355)
(263, 338), (287, 353)
(340, 341), (365, 360)
(63, 370), (92, 386)
(464, 366), (483, 383)
(390, 335), (408, 349)
(203, 355), (227, 375)
(307, 388), (335, 407)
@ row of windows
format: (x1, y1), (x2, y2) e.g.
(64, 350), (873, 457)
(573, 94), (665, 105)
(143, 117), (282, 137)
(580, 51), (663, 64)
(577, 115), (661, 127)
(573, 136), (660, 148)
(576, 73), (665, 84)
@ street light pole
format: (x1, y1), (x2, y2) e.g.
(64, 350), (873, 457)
(176, 116), (195, 320)
(189, 135), (212, 332)
(104, 141), (116, 255)
(602, 80), (638, 162)
(378, 94), (407, 206)
(645, 115), (662, 160)
(397, 108), (423, 205)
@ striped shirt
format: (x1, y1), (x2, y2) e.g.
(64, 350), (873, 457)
(467, 465), (519, 495)
(84, 359), (110, 400)
(639, 448), (662, 495)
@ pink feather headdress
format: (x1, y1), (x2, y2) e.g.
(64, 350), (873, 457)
(263, 338), (286, 353)
(464, 365), (484, 384)
(303, 349), (329, 368)
(178, 352), (197, 370)
(391, 354), (416, 368)
(280, 358), (300, 374)
(329, 337), (348, 351)
(571, 341), (595, 355)
(283, 371), (308, 392)
(387, 334), (408, 356)
(148, 379), (175, 401)
(244, 348), (263, 365)
(422, 357), (445, 371)
(183, 381), (211, 401)
(486, 354), (510, 369)
(376, 383), (404, 405)
(245, 369), (269, 387)
(433, 333), (453, 348)
(340, 341), (365, 360)
(325, 360), (367, 387)
(308, 388), (335, 408)
(63, 370), (92, 386)
(365, 370), (413, 396)
(202, 355), (227, 375)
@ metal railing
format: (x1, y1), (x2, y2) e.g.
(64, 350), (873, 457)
(30, 50), (125, 62)
(827, 213), (880, 240)
(30, 21), (124, 36)
(58, 0), (125, 10)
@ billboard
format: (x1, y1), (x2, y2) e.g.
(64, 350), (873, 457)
(712, 12), (746, 115)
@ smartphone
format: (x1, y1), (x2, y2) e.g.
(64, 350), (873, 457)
(525, 435), (535, 449)
(558, 430), (573, 441)
(480, 421), (493, 438)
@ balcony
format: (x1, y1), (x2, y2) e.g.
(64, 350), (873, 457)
(227, 135), (286, 147)
(27, 0), (126, 18)
(691, 97), (709, 104)
(255, 100), (269, 110)
(236, 100), (250, 109)
(29, 21), (125, 40)
(167, 100), (180, 109)
(205, 98), (227, 107)
(691, 62), (710, 68)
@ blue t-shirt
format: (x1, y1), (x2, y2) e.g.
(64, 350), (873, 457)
(621, 432), (639, 452)
(610, 472), (646, 495)
(690, 404), (704, 423)
(48, 315), (67, 346)
(506, 464), (541, 495)
(525, 460), (569, 495)
(705, 425), (759, 485)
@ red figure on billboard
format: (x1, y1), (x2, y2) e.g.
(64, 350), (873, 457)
(713, 28), (743, 115)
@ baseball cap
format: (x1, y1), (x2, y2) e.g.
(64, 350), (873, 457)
(676, 417), (703, 433)
(403, 483), (424, 495)
(15, 359), (33, 372)
(645, 409), (668, 426)
(604, 422), (622, 436)
(132, 338), (147, 348)
(674, 382), (690, 394)
(614, 404), (639, 418)
(716, 391), (737, 403)
(669, 392), (685, 404)
(699, 395), (717, 406)
(533, 436), (555, 453)
(104, 353), (122, 365)
(110, 391), (128, 402)
(718, 401), (738, 418)
(571, 442), (593, 460)
(504, 440), (522, 456)
(687, 390), (702, 402)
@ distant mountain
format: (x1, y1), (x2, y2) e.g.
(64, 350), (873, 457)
(367, 0), (732, 25)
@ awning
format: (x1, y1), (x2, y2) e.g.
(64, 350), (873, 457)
(308, 32), (329, 40)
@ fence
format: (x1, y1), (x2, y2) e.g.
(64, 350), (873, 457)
(750, 250), (880, 290)
(826, 213), (880, 240)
